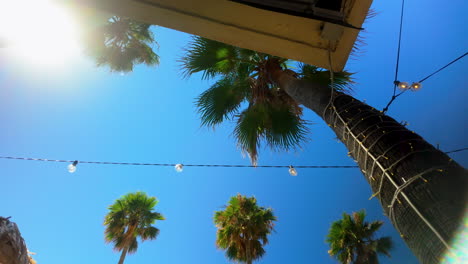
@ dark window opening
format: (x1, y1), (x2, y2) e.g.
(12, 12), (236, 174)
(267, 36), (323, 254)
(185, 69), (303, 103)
(229, 0), (360, 30)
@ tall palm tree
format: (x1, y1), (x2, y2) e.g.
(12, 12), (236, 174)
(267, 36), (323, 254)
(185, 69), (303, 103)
(214, 194), (276, 264)
(83, 15), (160, 72)
(180, 37), (467, 263)
(104, 192), (165, 264)
(180, 36), (352, 165)
(327, 210), (393, 264)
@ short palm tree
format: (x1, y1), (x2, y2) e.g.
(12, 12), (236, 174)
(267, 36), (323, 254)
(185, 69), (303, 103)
(83, 15), (159, 72)
(180, 36), (352, 165)
(327, 210), (393, 264)
(214, 194), (276, 264)
(104, 191), (165, 264)
(180, 36), (467, 263)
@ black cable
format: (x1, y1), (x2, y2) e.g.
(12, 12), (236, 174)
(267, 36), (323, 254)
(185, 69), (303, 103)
(393, 0), (405, 90)
(418, 52), (468, 83)
(382, 0), (406, 114)
(1, 147), (466, 169)
(444, 147), (468, 154)
(0, 156), (358, 168)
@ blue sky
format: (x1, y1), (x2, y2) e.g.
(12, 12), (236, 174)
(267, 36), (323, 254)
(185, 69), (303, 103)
(0, 0), (467, 263)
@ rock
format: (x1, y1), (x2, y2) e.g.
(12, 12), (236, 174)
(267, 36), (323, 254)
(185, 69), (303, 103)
(0, 217), (31, 264)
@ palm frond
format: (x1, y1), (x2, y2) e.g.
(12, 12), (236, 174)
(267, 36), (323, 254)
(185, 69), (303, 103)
(179, 36), (243, 79)
(375, 236), (393, 257)
(83, 16), (159, 72)
(233, 105), (268, 166)
(296, 63), (354, 93)
(265, 104), (309, 152)
(196, 75), (250, 127)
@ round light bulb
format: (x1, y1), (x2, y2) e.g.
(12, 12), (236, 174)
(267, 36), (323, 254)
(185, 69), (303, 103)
(175, 164), (184, 172)
(68, 161), (78, 173)
(397, 81), (410, 90)
(289, 166), (298, 176)
(411, 82), (422, 91)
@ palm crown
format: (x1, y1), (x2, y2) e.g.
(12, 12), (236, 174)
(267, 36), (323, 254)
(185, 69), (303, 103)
(326, 210), (393, 264)
(84, 16), (159, 72)
(180, 36), (353, 164)
(104, 192), (164, 262)
(214, 194), (276, 264)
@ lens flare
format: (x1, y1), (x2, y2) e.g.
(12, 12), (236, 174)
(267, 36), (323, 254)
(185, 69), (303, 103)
(0, 0), (81, 68)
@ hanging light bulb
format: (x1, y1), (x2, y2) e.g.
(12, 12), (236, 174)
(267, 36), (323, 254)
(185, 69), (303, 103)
(411, 82), (422, 91)
(174, 164), (184, 172)
(395, 81), (410, 90)
(68, 160), (78, 173)
(288, 165), (298, 176)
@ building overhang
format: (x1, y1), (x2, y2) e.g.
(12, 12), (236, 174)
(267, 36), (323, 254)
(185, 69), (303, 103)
(75, 0), (373, 71)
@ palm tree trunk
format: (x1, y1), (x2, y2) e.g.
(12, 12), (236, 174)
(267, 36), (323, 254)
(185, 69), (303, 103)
(272, 70), (468, 263)
(118, 247), (128, 264)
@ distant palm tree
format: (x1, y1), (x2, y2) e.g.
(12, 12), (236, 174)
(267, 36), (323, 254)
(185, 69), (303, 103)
(84, 16), (159, 72)
(104, 192), (165, 264)
(214, 194), (277, 264)
(180, 36), (352, 165)
(326, 210), (393, 264)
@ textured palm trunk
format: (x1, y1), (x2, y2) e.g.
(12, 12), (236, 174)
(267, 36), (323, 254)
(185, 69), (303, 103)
(118, 247), (128, 264)
(0, 217), (31, 264)
(272, 70), (468, 263)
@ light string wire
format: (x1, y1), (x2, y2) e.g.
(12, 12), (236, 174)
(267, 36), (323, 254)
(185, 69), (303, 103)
(0, 156), (358, 169)
(382, 0), (406, 114)
(1, 147), (462, 168)
(417, 51), (467, 83)
(381, 0), (467, 113)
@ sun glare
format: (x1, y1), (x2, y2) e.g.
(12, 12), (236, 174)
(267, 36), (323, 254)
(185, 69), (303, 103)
(0, 0), (81, 68)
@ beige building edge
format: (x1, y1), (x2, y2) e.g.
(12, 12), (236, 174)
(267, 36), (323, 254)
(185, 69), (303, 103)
(76, 0), (373, 71)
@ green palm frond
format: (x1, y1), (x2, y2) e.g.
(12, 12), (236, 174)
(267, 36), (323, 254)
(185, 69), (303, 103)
(374, 236), (393, 257)
(265, 104), (309, 152)
(296, 63), (354, 92)
(366, 221), (384, 237)
(127, 238), (139, 254)
(196, 75), (250, 127)
(84, 16), (159, 72)
(180, 36), (243, 79)
(234, 103), (308, 165)
(234, 105), (268, 165)
(139, 226), (160, 241)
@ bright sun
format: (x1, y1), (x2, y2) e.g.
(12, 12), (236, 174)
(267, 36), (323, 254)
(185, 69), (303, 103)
(0, 0), (81, 68)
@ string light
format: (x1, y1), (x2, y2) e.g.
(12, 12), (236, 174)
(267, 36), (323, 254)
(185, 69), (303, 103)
(0, 147), (464, 174)
(174, 164), (184, 172)
(288, 166), (298, 176)
(68, 160), (78, 173)
(395, 81), (410, 90)
(410, 82), (422, 91)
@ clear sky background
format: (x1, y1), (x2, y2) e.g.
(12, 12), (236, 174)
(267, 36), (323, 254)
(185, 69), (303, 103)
(0, 0), (467, 263)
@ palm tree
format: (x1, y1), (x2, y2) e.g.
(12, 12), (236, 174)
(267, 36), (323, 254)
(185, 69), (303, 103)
(180, 36), (352, 165)
(104, 192), (165, 264)
(214, 194), (277, 264)
(83, 15), (159, 72)
(327, 210), (393, 264)
(180, 37), (467, 263)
